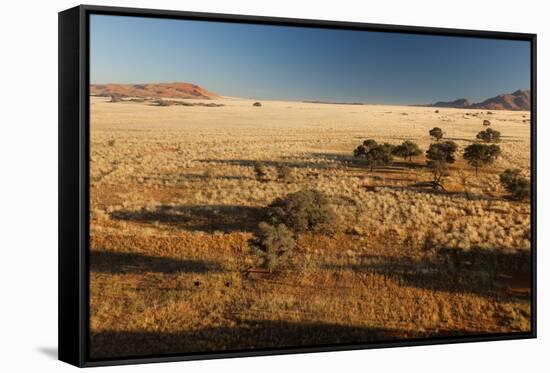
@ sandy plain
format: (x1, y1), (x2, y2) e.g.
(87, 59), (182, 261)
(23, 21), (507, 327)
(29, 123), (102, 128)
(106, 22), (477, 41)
(89, 96), (531, 358)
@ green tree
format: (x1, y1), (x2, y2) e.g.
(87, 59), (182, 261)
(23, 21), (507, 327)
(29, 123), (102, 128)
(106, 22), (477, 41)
(476, 128), (501, 143)
(362, 139), (379, 151)
(249, 222), (296, 271)
(353, 139), (378, 157)
(426, 141), (458, 163)
(353, 140), (395, 171)
(429, 127), (444, 141)
(426, 159), (450, 190)
(499, 169), (530, 200)
(463, 143), (501, 176)
(425, 141), (458, 189)
(353, 144), (367, 158)
(392, 140), (422, 162)
(267, 189), (337, 233)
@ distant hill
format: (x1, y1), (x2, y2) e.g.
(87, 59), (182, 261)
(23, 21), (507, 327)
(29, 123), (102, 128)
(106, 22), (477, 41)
(429, 90), (530, 111)
(90, 82), (220, 100)
(433, 98), (471, 108)
(470, 90), (530, 111)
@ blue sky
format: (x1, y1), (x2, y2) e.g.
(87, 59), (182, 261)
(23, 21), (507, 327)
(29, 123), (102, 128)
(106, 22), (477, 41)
(90, 15), (530, 104)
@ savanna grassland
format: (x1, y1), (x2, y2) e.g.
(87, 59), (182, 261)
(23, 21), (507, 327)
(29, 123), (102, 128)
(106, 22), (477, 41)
(89, 95), (531, 359)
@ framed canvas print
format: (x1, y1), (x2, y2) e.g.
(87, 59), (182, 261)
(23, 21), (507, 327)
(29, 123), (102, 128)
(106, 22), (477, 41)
(58, 5), (536, 367)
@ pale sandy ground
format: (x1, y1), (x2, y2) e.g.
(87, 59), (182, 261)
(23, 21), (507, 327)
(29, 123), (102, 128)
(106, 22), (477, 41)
(90, 96), (531, 252)
(90, 96), (530, 168)
(88, 96), (532, 357)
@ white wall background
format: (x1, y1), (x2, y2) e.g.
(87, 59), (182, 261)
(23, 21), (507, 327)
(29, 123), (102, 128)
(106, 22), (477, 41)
(0, 0), (547, 371)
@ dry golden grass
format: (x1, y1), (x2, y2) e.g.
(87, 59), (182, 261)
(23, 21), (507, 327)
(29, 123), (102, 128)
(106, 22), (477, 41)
(89, 96), (531, 359)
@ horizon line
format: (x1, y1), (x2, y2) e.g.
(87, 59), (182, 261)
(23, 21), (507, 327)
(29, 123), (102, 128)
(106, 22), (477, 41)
(89, 81), (530, 106)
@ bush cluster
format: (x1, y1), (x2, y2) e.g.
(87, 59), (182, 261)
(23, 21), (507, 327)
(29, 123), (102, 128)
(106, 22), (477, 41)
(267, 189), (337, 233)
(248, 222), (296, 270)
(499, 169), (530, 200)
(249, 189), (337, 270)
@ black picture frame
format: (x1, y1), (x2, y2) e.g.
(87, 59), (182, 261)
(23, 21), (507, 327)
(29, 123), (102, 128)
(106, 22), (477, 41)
(59, 4), (537, 368)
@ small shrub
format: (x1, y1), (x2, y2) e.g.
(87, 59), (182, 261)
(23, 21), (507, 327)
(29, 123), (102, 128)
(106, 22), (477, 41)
(128, 97), (146, 103)
(253, 102), (262, 107)
(253, 161), (269, 181)
(435, 109), (439, 113)
(107, 139), (116, 147)
(203, 169), (214, 179)
(267, 189), (337, 233)
(155, 99), (172, 107)
(249, 222), (296, 270)
(276, 164), (293, 182)
(476, 128), (501, 143)
(429, 127), (444, 141)
(483, 119), (491, 126)
(109, 95), (123, 103)
(500, 169), (530, 200)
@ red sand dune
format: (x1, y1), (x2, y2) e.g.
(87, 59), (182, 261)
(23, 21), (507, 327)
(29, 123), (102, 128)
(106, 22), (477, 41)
(90, 82), (220, 100)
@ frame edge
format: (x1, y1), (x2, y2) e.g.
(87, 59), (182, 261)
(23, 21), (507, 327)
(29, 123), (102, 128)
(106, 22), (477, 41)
(60, 4), (537, 367)
(59, 5), (86, 368)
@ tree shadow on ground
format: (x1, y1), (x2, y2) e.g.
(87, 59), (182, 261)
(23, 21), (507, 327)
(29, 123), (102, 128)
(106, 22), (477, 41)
(394, 183), (495, 201)
(308, 152), (425, 172)
(90, 250), (224, 275)
(197, 158), (338, 170)
(176, 173), (252, 181)
(110, 205), (265, 233)
(89, 319), (474, 359)
(324, 247), (531, 300)
(445, 137), (476, 143)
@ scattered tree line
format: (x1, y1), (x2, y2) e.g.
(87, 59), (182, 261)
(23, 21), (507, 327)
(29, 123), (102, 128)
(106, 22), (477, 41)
(351, 124), (528, 200)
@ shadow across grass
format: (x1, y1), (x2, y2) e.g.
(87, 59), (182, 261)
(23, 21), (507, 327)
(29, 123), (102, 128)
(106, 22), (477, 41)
(176, 173), (252, 181)
(444, 137), (476, 143)
(309, 152), (426, 172)
(89, 319), (457, 359)
(90, 250), (223, 275)
(324, 247), (530, 300)
(110, 204), (265, 233)
(197, 158), (338, 170)
(397, 183), (495, 201)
